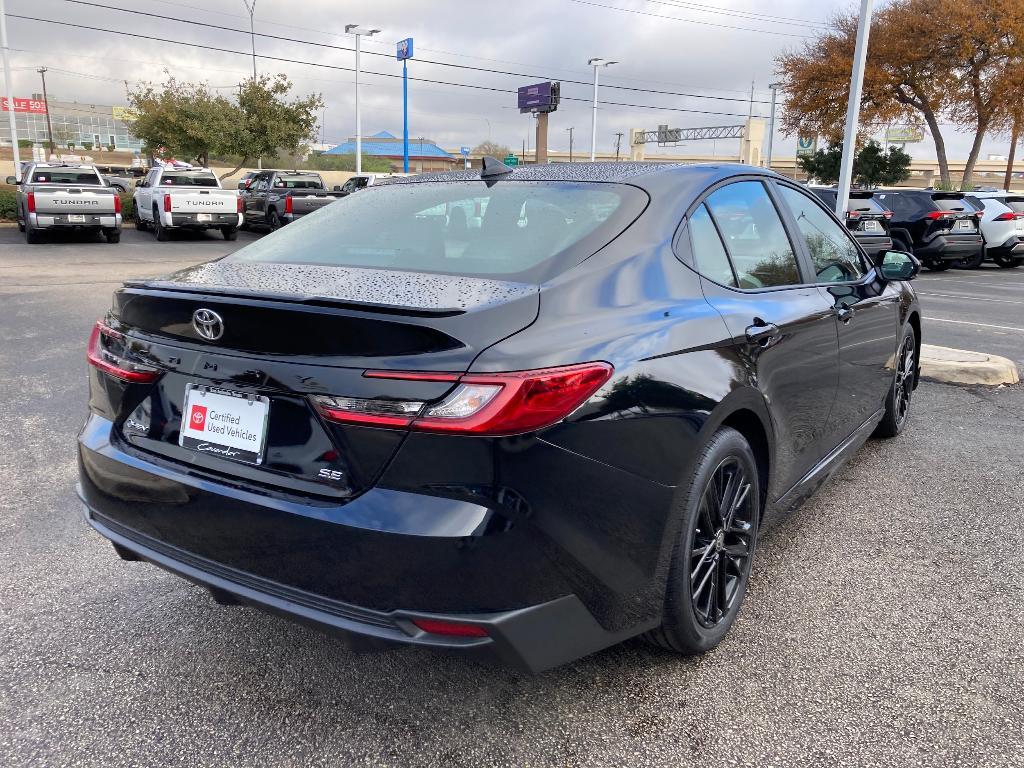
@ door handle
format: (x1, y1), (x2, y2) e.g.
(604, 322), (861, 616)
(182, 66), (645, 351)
(835, 305), (855, 324)
(745, 321), (781, 345)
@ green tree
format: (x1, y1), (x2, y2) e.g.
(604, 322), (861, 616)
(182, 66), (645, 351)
(798, 144), (843, 184)
(225, 74), (323, 179)
(472, 140), (513, 159)
(798, 140), (912, 187)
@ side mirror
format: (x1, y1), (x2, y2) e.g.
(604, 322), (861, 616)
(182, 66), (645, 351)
(237, 180), (247, 190)
(5, 176), (16, 185)
(877, 250), (920, 281)
(333, 185), (343, 192)
(134, 179), (144, 188)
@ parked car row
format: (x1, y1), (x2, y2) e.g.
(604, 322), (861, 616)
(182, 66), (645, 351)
(811, 185), (1023, 271)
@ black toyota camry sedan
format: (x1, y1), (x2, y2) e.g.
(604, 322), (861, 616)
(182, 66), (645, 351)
(79, 161), (922, 671)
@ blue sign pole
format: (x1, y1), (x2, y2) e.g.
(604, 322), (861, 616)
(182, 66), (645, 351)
(402, 58), (409, 173)
(397, 38), (413, 173)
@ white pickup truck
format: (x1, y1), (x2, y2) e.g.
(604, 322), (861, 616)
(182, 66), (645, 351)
(133, 167), (243, 241)
(9, 163), (122, 244)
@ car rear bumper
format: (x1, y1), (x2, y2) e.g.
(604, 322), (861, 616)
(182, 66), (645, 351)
(986, 234), (1024, 258)
(78, 414), (669, 670)
(30, 213), (120, 229)
(916, 233), (983, 261)
(166, 212), (241, 229)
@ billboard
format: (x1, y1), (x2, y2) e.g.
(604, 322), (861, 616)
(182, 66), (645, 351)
(517, 81), (560, 114)
(396, 38), (413, 61)
(1, 97), (47, 114)
(112, 106), (138, 122)
(796, 135), (817, 157)
(885, 125), (924, 143)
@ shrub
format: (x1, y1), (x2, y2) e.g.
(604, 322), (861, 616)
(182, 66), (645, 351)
(82, 142), (94, 151)
(107, 144), (116, 152)
(118, 192), (134, 221)
(17, 139), (32, 149)
(0, 186), (18, 220)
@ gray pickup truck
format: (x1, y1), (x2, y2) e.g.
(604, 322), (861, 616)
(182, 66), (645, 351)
(239, 170), (343, 230)
(8, 163), (122, 244)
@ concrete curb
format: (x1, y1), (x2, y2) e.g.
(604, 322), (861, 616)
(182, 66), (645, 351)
(919, 344), (1020, 386)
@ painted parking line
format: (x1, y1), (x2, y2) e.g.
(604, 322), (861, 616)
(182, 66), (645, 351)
(919, 291), (1024, 305)
(927, 317), (1024, 333)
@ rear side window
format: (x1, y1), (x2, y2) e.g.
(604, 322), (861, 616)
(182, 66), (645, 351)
(704, 181), (802, 289)
(688, 204), (736, 287)
(229, 181), (646, 282)
(778, 186), (868, 283)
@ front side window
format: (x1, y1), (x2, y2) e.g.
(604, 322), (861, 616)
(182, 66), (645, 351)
(704, 181), (801, 289)
(779, 186), (868, 283)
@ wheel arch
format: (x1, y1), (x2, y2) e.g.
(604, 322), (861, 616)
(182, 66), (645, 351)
(699, 389), (775, 514)
(907, 310), (922, 388)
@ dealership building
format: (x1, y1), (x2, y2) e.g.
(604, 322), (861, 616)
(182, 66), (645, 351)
(0, 94), (144, 152)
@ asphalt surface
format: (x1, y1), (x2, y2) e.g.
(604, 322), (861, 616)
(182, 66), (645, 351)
(1, 227), (1022, 767)
(916, 263), (1024, 369)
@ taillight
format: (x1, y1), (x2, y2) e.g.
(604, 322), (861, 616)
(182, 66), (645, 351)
(86, 321), (160, 383)
(924, 210), (954, 220)
(26, 191), (35, 213)
(284, 196), (293, 214)
(163, 195), (172, 213)
(845, 210), (861, 219)
(113, 194), (121, 214)
(883, 210), (893, 219)
(410, 618), (488, 638)
(994, 212), (1015, 221)
(236, 195), (244, 213)
(312, 362), (613, 436)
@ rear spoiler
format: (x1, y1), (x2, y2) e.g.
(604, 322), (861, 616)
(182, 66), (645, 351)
(930, 192), (964, 200)
(848, 190), (875, 199)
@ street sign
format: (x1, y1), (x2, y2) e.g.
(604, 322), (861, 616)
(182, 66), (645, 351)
(885, 125), (924, 143)
(460, 146), (470, 156)
(796, 135), (818, 157)
(517, 81), (560, 114)
(396, 38), (414, 61)
(504, 155), (519, 167)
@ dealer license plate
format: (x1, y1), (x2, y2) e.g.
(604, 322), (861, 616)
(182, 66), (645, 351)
(955, 219), (974, 231)
(68, 214), (86, 223)
(179, 384), (270, 465)
(197, 213), (212, 222)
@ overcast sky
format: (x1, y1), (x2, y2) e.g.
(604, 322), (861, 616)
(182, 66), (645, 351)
(2, 0), (1013, 162)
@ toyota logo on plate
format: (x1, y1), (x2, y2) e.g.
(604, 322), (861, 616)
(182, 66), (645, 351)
(192, 308), (225, 341)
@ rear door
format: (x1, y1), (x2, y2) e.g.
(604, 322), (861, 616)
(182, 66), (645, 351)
(690, 179), (840, 496)
(245, 173), (270, 222)
(775, 183), (898, 438)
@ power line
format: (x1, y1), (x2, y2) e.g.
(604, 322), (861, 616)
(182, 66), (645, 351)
(642, 0), (832, 30)
(56, 0), (775, 106)
(567, 0), (817, 38)
(9, 13), (768, 119)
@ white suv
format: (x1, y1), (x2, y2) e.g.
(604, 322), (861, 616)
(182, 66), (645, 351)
(963, 192), (1024, 268)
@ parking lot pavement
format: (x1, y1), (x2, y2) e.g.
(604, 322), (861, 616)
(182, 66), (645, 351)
(916, 265), (1024, 369)
(1, 241), (1022, 768)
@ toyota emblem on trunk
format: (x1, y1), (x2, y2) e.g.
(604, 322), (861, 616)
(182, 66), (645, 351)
(192, 308), (224, 341)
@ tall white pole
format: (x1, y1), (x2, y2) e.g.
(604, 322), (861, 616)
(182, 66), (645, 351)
(766, 84), (779, 169)
(0, 0), (22, 181)
(354, 32), (361, 175)
(835, 0), (874, 218)
(590, 65), (599, 162)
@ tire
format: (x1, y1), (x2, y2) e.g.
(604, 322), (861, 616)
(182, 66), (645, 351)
(25, 226), (41, 244)
(221, 226), (238, 241)
(17, 219), (24, 232)
(925, 259), (953, 271)
(644, 427), (761, 655)
(268, 209), (282, 231)
(994, 255), (1023, 268)
(154, 207), (169, 241)
(956, 249), (985, 269)
(104, 229), (121, 244)
(134, 203), (148, 231)
(873, 325), (916, 439)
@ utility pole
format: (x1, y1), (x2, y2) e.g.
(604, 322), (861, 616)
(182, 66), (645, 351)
(835, 0), (874, 218)
(588, 58), (616, 162)
(0, 0), (21, 179)
(37, 67), (55, 156)
(242, 1), (259, 168)
(345, 24), (380, 175)
(566, 126), (574, 162)
(766, 83), (781, 170)
(614, 131), (623, 161)
(748, 79), (754, 121)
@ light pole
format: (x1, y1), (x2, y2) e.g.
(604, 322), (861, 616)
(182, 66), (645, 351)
(835, 0), (874, 217)
(242, 1), (257, 81)
(345, 25), (380, 175)
(0, 0), (21, 178)
(566, 126), (574, 163)
(588, 58), (616, 162)
(396, 38), (413, 174)
(766, 82), (782, 170)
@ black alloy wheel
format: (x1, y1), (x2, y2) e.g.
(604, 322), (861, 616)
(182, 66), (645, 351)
(873, 326), (916, 438)
(925, 259), (953, 271)
(689, 456), (757, 628)
(645, 427), (760, 655)
(994, 255), (1023, 268)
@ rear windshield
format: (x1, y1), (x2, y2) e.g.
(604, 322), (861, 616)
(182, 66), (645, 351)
(160, 171), (218, 187)
(811, 188), (885, 214)
(1002, 198), (1024, 213)
(933, 195), (969, 212)
(29, 169), (101, 184)
(228, 180), (645, 282)
(273, 174), (324, 189)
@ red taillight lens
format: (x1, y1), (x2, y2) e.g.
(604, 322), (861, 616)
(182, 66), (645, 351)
(410, 618), (488, 638)
(86, 321), (160, 383)
(845, 210), (860, 219)
(113, 194), (122, 214)
(924, 210), (953, 220)
(163, 195), (172, 213)
(284, 196), (293, 215)
(312, 362), (613, 436)
(236, 195), (244, 213)
(26, 191), (35, 213)
(883, 210), (893, 219)
(994, 212), (1015, 221)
